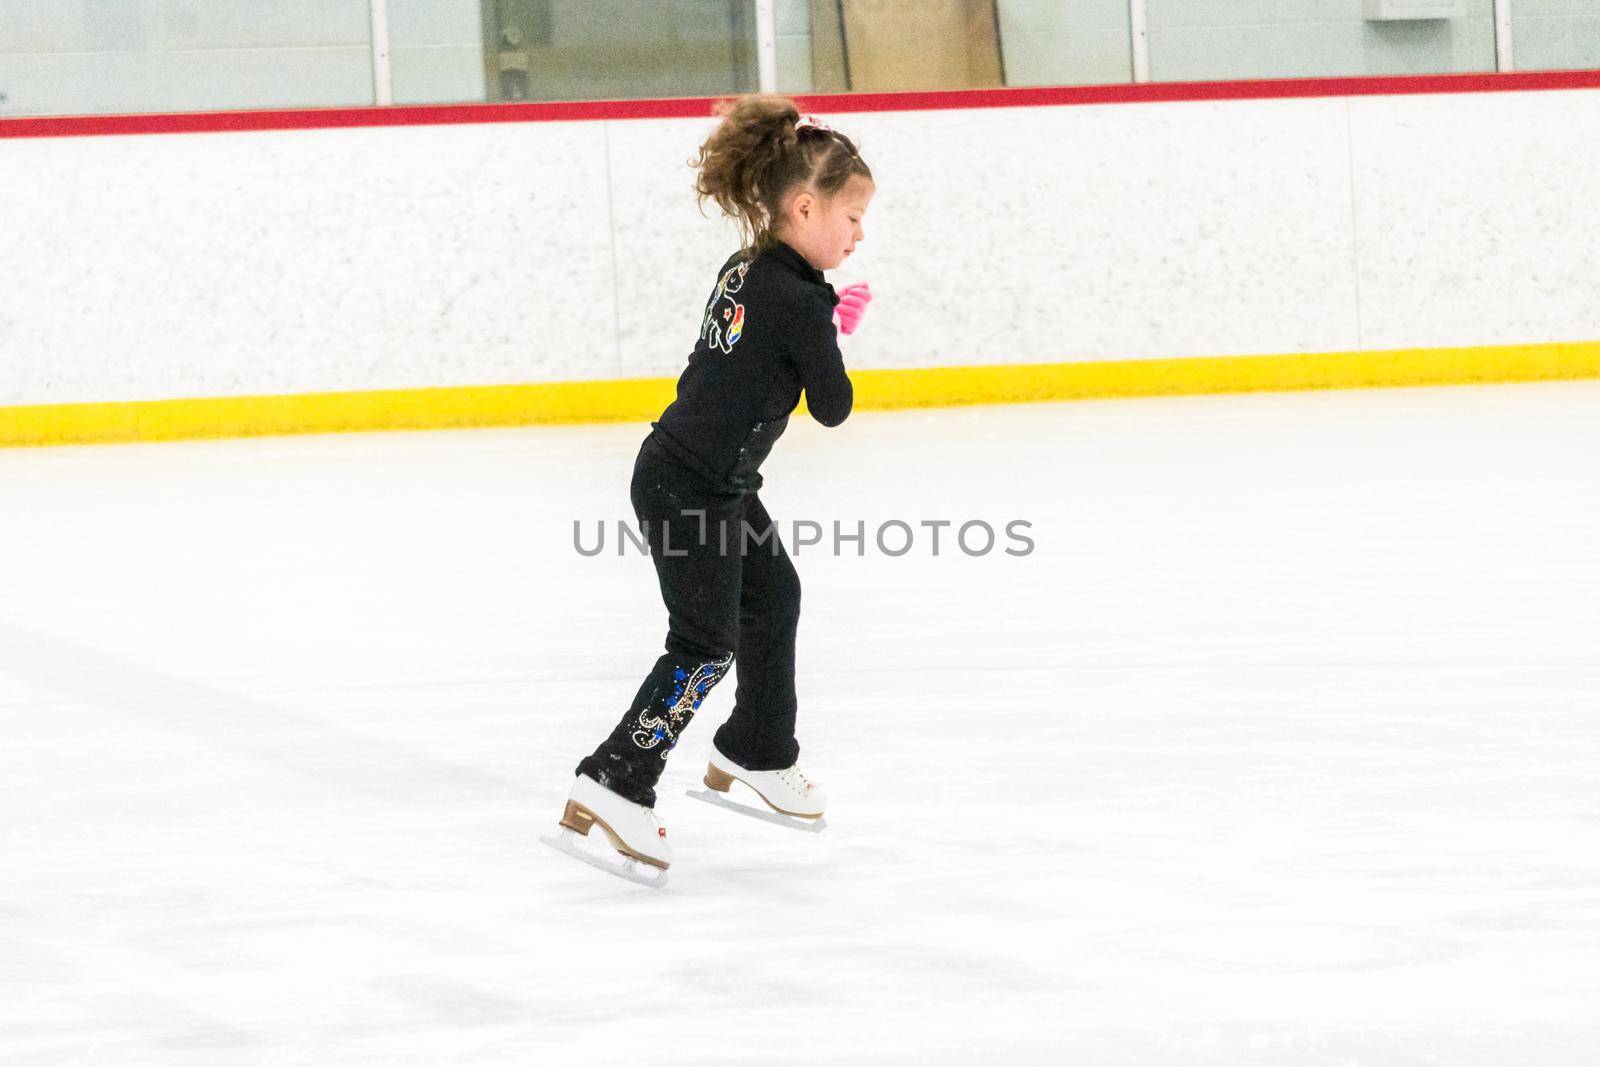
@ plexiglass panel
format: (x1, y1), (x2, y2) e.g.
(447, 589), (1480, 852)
(1512, 0), (1600, 72)
(479, 0), (757, 102)
(0, 0), (372, 116)
(1145, 0), (1498, 81)
(5, 1), (1600, 119)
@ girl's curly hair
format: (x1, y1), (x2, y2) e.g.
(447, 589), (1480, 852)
(692, 94), (872, 255)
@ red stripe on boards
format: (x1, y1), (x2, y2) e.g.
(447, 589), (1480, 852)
(2, 69), (1599, 140)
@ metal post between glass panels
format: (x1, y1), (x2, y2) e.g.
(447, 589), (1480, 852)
(1494, 0), (1516, 72)
(370, 0), (394, 105)
(754, 0), (778, 92)
(1130, 0), (1150, 83)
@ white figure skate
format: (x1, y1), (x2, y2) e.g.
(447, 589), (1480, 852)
(541, 773), (671, 888)
(686, 744), (828, 833)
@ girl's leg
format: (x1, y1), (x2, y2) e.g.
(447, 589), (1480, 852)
(575, 646), (733, 807)
(574, 446), (743, 807)
(712, 493), (803, 771)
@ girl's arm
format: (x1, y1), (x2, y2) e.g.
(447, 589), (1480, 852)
(783, 290), (854, 428)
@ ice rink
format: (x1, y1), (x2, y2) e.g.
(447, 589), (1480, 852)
(3, 381), (1598, 1065)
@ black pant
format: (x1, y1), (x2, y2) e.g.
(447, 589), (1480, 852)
(575, 433), (802, 806)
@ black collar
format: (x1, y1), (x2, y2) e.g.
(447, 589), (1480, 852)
(763, 239), (827, 287)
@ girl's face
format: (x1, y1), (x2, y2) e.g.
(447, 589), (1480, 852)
(778, 174), (875, 273)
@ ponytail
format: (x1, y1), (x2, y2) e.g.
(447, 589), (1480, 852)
(691, 94), (872, 255)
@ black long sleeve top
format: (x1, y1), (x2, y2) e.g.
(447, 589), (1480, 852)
(649, 239), (853, 492)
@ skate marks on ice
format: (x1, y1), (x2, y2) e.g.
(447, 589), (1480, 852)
(0, 620), (508, 801)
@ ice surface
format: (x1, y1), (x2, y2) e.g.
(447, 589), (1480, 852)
(2, 382), (1598, 1064)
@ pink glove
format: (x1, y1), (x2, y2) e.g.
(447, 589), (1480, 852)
(832, 282), (873, 337)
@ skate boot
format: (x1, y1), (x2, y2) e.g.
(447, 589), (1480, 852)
(686, 744), (827, 832)
(541, 773), (671, 887)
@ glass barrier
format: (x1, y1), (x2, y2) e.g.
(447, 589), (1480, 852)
(800, 0), (1130, 90)
(1511, 0), (1600, 72)
(476, 1), (757, 104)
(1141, 0), (1497, 81)
(0, 1), (375, 116)
(2, 0), (1599, 119)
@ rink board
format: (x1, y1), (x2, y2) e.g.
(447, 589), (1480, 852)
(6, 76), (1600, 446)
(2, 338), (1598, 447)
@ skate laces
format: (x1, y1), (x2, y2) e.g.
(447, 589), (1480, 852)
(778, 766), (814, 793)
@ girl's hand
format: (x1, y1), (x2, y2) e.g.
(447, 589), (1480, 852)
(832, 282), (873, 337)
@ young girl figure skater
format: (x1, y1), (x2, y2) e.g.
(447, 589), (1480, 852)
(546, 95), (875, 884)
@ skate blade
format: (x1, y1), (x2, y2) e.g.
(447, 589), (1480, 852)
(540, 829), (669, 889)
(685, 788), (828, 833)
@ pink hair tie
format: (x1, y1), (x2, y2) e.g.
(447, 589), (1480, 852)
(795, 114), (832, 134)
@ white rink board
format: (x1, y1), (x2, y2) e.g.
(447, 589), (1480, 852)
(4, 88), (1600, 406)
(1, 383), (1598, 1064)
(1348, 89), (1600, 349)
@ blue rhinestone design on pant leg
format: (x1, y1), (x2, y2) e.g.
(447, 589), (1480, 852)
(631, 652), (734, 758)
